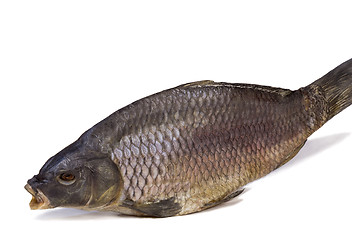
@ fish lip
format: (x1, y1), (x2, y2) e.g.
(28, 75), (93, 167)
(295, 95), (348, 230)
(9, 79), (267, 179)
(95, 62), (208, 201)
(24, 184), (52, 210)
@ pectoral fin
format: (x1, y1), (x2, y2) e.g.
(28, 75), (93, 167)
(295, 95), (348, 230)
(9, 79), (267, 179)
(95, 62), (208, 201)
(120, 197), (182, 218)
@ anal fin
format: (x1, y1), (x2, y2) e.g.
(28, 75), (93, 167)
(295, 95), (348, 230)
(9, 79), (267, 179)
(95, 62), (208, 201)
(275, 140), (307, 170)
(202, 189), (245, 211)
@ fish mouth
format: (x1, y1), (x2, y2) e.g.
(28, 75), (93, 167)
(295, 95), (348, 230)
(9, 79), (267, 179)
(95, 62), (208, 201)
(24, 184), (52, 210)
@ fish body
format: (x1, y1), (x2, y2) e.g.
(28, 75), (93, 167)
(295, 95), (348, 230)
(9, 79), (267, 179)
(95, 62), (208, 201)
(26, 59), (352, 217)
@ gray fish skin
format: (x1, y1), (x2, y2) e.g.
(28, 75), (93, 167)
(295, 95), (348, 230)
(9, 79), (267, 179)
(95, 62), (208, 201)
(26, 58), (352, 217)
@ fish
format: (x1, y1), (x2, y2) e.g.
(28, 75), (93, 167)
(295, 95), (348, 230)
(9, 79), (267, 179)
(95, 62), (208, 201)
(25, 58), (352, 217)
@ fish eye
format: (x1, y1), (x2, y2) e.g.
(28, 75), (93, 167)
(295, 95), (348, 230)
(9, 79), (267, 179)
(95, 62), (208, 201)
(58, 173), (76, 185)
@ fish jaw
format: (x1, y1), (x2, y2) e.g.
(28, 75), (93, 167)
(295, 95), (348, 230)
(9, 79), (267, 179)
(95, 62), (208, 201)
(24, 184), (52, 210)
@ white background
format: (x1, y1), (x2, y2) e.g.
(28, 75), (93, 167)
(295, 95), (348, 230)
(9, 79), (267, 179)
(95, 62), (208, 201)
(1, 1), (352, 239)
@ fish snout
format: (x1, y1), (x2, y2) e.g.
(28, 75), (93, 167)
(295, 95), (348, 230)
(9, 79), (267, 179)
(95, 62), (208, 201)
(27, 176), (39, 190)
(25, 176), (51, 210)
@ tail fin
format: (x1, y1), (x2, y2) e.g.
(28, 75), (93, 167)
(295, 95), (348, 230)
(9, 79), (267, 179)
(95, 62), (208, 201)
(308, 58), (352, 120)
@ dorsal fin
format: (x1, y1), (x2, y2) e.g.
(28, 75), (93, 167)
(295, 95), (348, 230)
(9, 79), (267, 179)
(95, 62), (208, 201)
(177, 81), (292, 97)
(178, 80), (215, 88)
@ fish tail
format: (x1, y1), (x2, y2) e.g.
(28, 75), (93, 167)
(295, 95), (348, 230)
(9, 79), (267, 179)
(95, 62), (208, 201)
(308, 58), (352, 120)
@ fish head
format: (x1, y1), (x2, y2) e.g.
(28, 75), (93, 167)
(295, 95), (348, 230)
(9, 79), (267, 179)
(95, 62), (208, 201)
(25, 142), (121, 210)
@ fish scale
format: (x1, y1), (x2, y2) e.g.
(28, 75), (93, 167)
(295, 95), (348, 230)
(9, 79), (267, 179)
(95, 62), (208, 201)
(106, 83), (319, 214)
(26, 59), (352, 217)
